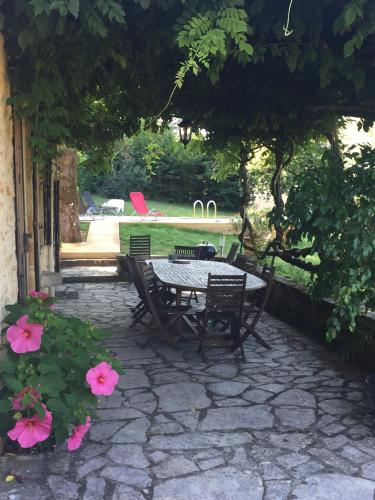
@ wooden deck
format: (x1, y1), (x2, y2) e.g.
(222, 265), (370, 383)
(60, 220), (120, 259)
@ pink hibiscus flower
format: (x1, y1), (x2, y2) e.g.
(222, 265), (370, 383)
(6, 315), (44, 354)
(67, 416), (91, 451)
(12, 387), (41, 411)
(7, 405), (52, 448)
(28, 289), (49, 300)
(86, 362), (119, 396)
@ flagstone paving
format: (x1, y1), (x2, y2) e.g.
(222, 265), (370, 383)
(1, 282), (375, 499)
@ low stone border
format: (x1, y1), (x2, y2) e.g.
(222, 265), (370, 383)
(252, 267), (375, 370)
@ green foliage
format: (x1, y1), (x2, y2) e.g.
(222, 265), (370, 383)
(249, 140), (328, 198)
(78, 128), (241, 211)
(175, 1), (253, 84)
(285, 143), (375, 341)
(0, 294), (122, 450)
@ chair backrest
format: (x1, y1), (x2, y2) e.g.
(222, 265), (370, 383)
(126, 255), (147, 300)
(233, 254), (257, 273)
(129, 234), (151, 260)
(130, 192), (150, 215)
(204, 273), (247, 317)
(225, 242), (240, 264)
(82, 191), (97, 209)
(175, 245), (202, 260)
(137, 262), (164, 324)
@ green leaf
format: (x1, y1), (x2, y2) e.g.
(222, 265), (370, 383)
(0, 358), (17, 374)
(47, 398), (69, 414)
(67, 0), (79, 18)
(4, 303), (27, 324)
(344, 5), (357, 27)
(0, 399), (12, 414)
(55, 426), (69, 447)
(344, 39), (354, 58)
(2, 375), (23, 392)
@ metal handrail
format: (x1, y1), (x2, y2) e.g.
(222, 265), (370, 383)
(206, 200), (217, 218)
(193, 200), (204, 217)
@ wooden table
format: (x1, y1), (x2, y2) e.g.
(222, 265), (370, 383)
(148, 259), (266, 306)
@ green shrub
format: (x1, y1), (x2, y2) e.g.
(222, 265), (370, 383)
(0, 291), (122, 452)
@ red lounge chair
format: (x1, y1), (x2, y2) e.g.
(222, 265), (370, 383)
(130, 192), (165, 216)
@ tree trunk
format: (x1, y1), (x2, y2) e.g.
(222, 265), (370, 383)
(270, 139), (294, 243)
(238, 148), (257, 251)
(58, 147), (82, 243)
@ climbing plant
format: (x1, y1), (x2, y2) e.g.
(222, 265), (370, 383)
(2, 0), (375, 341)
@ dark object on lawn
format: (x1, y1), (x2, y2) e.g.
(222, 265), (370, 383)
(366, 375), (375, 406)
(196, 242), (217, 260)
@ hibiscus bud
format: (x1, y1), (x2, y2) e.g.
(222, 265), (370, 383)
(14, 412), (22, 420)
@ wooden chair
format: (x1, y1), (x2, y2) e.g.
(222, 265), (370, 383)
(196, 273), (247, 361)
(174, 245), (202, 304)
(174, 245), (202, 260)
(215, 242), (240, 264)
(240, 265), (275, 349)
(130, 234), (151, 260)
(137, 261), (192, 348)
(127, 255), (174, 327)
(225, 242), (240, 264)
(233, 254), (257, 273)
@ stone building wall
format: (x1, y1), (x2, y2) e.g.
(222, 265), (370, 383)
(0, 34), (18, 323)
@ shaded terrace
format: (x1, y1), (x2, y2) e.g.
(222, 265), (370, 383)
(1, 282), (374, 499)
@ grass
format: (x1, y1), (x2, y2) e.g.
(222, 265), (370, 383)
(119, 223), (238, 256)
(92, 194), (234, 218)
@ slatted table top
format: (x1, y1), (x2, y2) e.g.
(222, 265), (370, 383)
(148, 259), (266, 292)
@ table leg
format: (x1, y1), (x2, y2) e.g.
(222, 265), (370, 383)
(175, 288), (182, 333)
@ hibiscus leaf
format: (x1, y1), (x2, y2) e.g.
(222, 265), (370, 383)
(55, 426), (69, 447)
(0, 413), (14, 435)
(47, 398), (69, 414)
(4, 304), (27, 324)
(38, 362), (60, 375)
(34, 401), (46, 419)
(0, 399), (12, 414)
(0, 358), (17, 374)
(2, 375), (23, 392)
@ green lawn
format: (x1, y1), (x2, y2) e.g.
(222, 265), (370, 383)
(119, 223), (238, 256)
(93, 194), (234, 218)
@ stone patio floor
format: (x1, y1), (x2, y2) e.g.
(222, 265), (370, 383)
(1, 282), (375, 500)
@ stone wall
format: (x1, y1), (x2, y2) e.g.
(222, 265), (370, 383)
(256, 267), (375, 370)
(0, 34), (17, 323)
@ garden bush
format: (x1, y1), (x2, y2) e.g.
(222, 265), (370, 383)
(0, 291), (121, 452)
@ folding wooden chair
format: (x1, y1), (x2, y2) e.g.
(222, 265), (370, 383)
(137, 262), (192, 348)
(130, 234), (151, 260)
(215, 242), (240, 264)
(225, 242), (240, 264)
(240, 265), (275, 349)
(127, 256), (175, 327)
(196, 273), (247, 361)
(233, 254), (257, 273)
